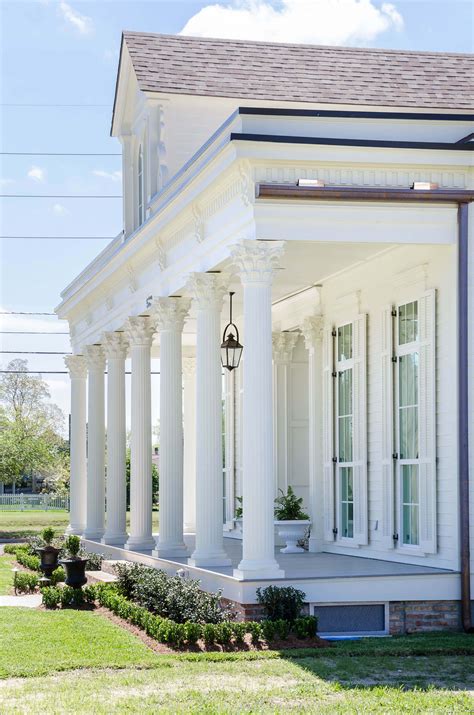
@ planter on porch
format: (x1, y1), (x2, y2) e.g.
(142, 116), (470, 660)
(275, 520), (311, 553)
(37, 546), (60, 578)
(59, 535), (87, 588)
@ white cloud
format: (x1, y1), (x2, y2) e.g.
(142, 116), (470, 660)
(58, 2), (93, 35)
(92, 169), (122, 182)
(27, 165), (46, 183)
(180, 0), (403, 46)
(52, 203), (69, 216)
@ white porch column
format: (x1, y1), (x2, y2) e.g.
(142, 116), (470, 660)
(302, 316), (325, 553)
(272, 332), (299, 495)
(183, 357), (196, 533)
(231, 240), (285, 580)
(124, 316), (156, 551)
(83, 345), (106, 540)
(187, 273), (231, 567)
(102, 332), (128, 545)
(151, 297), (191, 557)
(64, 355), (87, 535)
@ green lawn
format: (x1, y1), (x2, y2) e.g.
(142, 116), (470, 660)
(0, 510), (159, 538)
(0, 604), (473, 713)
(0, 552), (15, 595)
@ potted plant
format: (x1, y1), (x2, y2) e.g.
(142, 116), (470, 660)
(274, 486), (311, 554)
(59, 535), (88, 588)
(37, 527), (60, 578)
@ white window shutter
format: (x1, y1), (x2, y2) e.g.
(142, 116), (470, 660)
(352, 314), (368, 545)
(381, 307), (395, 548)
(418, 289), (437, 554)
(322, 327), (335, 542)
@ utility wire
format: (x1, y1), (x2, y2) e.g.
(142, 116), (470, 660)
(1, 371), (161, 375)
(1, 152), (120, 157)
(0, 236), (115, 240)
(0, 351), (71, 355)
(0, 311), (58, 316)
(0, 331), (69, 335)
(1, 194), (122, 199)
(1, 103), (111, 108)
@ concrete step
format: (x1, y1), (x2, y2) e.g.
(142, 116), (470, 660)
(85, 570), (118, 584)
(101, 559), (125, 576)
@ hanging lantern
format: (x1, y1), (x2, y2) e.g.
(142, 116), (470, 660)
(221, 291), (243, 371)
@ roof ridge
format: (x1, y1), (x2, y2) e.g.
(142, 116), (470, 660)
(122, 30), (474, 59)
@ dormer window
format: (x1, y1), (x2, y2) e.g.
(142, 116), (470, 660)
(137, 144), (145, 225)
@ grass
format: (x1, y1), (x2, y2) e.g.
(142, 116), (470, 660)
(0, 510), (159, 539)
(0, 601), (473, 713)
(0, 552), (15, 595)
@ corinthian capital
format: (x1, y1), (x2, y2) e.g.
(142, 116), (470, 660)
(64, 354), (87, 379)
(231, 240), (284, 286)
(301, 315), (324, 349)
(102, 331), (128, 359)
(125, 316), (155, 347)
(186, 272), (229, 310)
(272, 332), (299, 363)
(151, 297), (191, 332)
(83, 345), (105, 371)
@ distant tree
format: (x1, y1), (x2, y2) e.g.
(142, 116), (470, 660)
(0, 359), (68, 488)
(125, 449), (159, 509)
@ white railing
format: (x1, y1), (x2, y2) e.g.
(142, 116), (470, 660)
(0, 494), (69, 511)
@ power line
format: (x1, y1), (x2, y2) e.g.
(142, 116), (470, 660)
(1, 194), (122, 199)
(1, 103), (111, 108)
(0, 311), (58, 316)
(0, 331), (69, 335)
(0, 351), (71, 355)
(0, 236), (115, 240)
(1, 152), (120, 157)
(1, 371), (161, 375)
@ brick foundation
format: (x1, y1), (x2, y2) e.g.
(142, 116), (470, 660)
(389, 600), (462, 634)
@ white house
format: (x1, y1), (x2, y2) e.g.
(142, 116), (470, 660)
(56, 32), (474, 635)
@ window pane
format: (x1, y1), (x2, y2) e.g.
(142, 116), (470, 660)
(340, 467), (354, 538)
(338, 323), (352, 361)
(402, 465), (419, 545)
(338, 369), (353, 462)
(399, 353), (419, 459)
(398, 301), (418, 345)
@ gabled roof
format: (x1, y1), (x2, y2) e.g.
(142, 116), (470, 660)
(121, 31), (474, 111)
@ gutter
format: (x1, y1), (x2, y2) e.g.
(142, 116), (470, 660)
(257, 182), (474, 632)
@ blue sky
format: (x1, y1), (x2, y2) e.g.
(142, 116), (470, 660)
(0, 0), (472, 425)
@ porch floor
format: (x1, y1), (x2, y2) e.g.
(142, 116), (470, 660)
(100, 534), (451, 581)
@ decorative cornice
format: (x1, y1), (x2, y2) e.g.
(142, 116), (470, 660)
(126, 264), (138, 294)
(272, 332), (299, 363)
(231, 240), (285, 285)
(151, 297), (191, 332)
(186, 272), (229, 309)
(124, 316), (155, 347)
(83, 345), (105, 371)
(64, 354), (87, 379)
(192, 203), (205, 243)
(182, 356), (196, 378)
(238, 160), (253, 207)
(102, 331), (128, 359)
(301, 315), (324, 349)
(154, 236), (166, 270)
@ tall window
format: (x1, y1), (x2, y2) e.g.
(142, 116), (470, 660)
(336, 323), (354, 539)
(137, 144), (144, 226)
(396, 300), (420, 546)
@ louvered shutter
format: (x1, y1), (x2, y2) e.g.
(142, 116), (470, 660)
(322, 327), (335, 542)
(381, 307), (395, 548)
(352, 314), (368, 545)
(418, 289), (437, 553)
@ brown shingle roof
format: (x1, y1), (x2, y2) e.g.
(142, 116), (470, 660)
(122, 31), (474, 111)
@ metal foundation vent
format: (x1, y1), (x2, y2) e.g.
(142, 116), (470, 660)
(312, 604), (386, 635)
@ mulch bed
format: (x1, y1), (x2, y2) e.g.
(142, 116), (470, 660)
(95, 605), (330, 654)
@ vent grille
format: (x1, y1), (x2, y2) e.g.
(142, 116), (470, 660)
(313, 604), (386, 633)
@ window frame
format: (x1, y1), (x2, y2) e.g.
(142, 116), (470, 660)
(335, 322), (355, 543)
(137, 143), (145, 227)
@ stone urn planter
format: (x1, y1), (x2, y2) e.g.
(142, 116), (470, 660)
(274, 520), (311, 553)
(37, 527), (60, 577)
(59, 535), (87, 588)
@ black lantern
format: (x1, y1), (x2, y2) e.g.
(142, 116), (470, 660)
(221, 292), (243, 371)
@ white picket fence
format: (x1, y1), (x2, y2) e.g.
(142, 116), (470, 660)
(0, 494), (69, 511)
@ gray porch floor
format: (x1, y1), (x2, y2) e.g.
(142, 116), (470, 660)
(156, 535), (451, 580)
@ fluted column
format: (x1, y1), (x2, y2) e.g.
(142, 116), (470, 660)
(231, 240), (285, 579)
(102, 332), (128, 545)
(272, 332), (299, 495)
(183, 357), (196, 533)
(64, 355), (87, 535)
(302, 316), (325, 552)
(124, 316), (156, 551)
(151, 297), (191, 557)
(187, 273), (231, 567)
(83, 345), (106, 540)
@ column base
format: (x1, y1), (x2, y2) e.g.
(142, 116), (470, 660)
(102, 533), (128, 546)
(188, 550), (232, 568)
(153, 541), (189, 558)
(125, 535), (156, 552)
(82, 527), (105, 541)
(233, 559), (285, 581)
(308, 536), (324, 553)
(65, 524), (84, 536)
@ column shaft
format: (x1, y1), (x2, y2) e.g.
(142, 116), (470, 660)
(83, 346), (106, 540)
(65, 356), (87, 535)
(183, 358), (196, 533)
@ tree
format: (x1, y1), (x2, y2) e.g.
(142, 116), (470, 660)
(125, 449), (159, 509)
(0, 359), (68, 488)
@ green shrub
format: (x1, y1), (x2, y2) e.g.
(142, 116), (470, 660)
(274, 619), (291, 640)
(231, 621), (247, 645)
(79, 550), (103, 571)
(14, 572), (38, 594)
(184, 621), (202, 645)
(261, 619), (277, 642)
(41, 586), (61, 609)
(64, 535), (81, 557)
(246, 621), (262, 644)
(15, 550), (41, 572)
(274, 485), (309, 521)
(83, 584), (97, 604)
(60, 585), (84, 608)
(293, 615), (318, 639)
(203, 623), (217, 647)
(4, 543), (26, 555)
(215, 621), (233, 647)
(41, 527), (55, 545)
(50, 567), (65, 585)
(256, 585), (305, 622)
